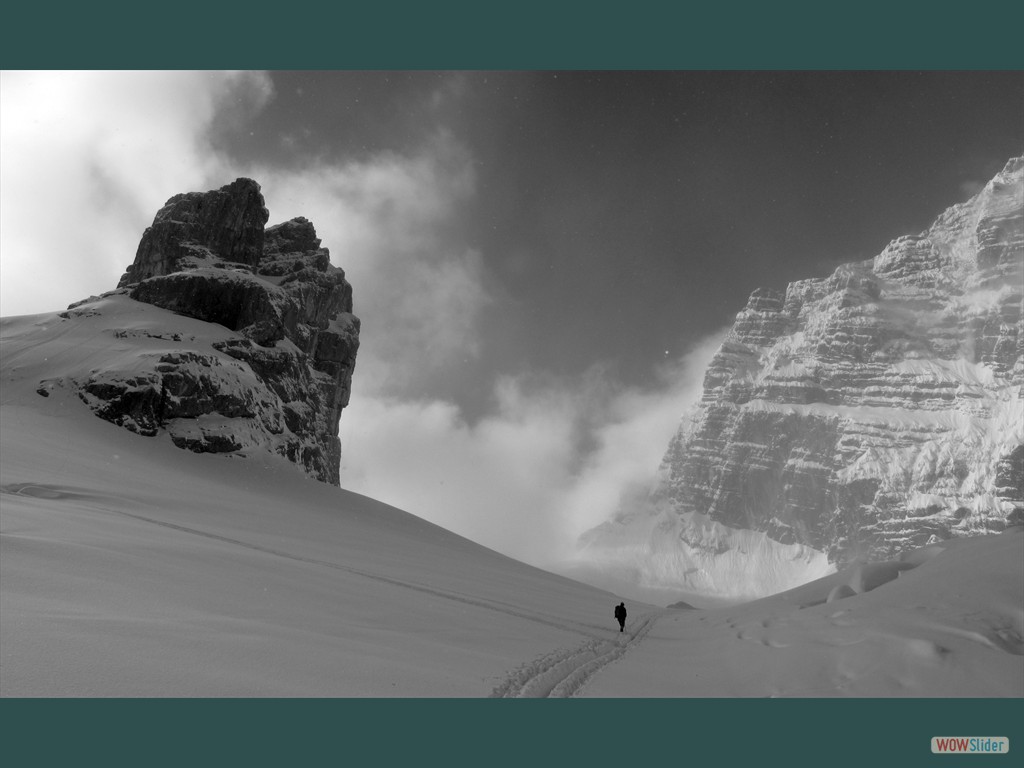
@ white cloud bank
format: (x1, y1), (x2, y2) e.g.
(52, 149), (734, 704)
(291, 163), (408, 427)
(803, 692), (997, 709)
(248, 135), (488, 395)
(1, 70), (725, 572)
(0, 70), (273, 317)
(338, 335), (726, 567)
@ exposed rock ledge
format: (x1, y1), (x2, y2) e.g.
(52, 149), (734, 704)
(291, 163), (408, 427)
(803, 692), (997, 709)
(67, 178), (359, 485)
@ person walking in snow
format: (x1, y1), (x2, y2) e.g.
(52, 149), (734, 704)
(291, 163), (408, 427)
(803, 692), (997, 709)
(614, 602), (627, 632)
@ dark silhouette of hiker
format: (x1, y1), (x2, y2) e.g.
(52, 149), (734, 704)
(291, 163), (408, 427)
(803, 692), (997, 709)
(614, 602), (627, 632)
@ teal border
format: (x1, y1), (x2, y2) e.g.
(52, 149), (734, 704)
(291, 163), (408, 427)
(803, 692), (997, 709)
(2, 1), (1024, 69)
(2, 699), (1023, 766)
(2, 2), (1023, 767)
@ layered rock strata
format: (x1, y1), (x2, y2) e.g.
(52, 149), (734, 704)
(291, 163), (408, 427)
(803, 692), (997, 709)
(582, 157), (1023, 596)
(71, 178), (359, 485)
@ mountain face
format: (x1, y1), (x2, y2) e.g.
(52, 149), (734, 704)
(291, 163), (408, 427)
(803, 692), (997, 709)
(49, 178), (360, 485)
(580, 157), (1023, 600)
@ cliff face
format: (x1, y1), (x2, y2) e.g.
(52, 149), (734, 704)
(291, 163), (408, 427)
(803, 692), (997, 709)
(580, 157), (1023, 599)
(65, 179), (360, 485)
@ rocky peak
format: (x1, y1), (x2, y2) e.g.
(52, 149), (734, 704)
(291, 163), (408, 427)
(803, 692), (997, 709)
(580, 156), (1023, 600)
(119, 178), (269, 287)
(264, 216), (322, 258)
(67, 179), (360, 485)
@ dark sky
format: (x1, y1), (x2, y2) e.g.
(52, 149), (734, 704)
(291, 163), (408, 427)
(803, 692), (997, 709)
(207, 71), (1023, 418)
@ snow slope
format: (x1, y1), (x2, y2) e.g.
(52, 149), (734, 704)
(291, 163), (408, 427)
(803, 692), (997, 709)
(581, 530), (1023, 697)
(1, 303), (1022, 697)
(0, 303), (659, 697)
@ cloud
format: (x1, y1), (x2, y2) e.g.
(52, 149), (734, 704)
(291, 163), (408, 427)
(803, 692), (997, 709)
(338, 390), (578, 563)
(958, 179), (987, 200)
(556, 333), (727, 539)
(0, 71), (272, 317)
(339, 330), (727, 568)
(245, 135), (487, 397)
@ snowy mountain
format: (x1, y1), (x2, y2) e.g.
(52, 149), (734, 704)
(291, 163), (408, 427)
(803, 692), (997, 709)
(2, 174), (1021, 698)
(2, 299), (1022, 697)
(579, 157), (1023, 602)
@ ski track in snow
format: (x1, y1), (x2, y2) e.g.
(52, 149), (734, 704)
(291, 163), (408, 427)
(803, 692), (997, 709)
(0, 482), (606, 640)
(490, 614), (659, 698)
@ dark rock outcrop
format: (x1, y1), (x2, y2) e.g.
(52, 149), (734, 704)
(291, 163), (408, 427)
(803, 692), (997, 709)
(118, 178), (270, 286)
(77, 178), (359, 485)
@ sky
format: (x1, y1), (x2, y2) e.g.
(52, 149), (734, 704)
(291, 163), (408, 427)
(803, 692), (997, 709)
(2, 70), (1023, 568)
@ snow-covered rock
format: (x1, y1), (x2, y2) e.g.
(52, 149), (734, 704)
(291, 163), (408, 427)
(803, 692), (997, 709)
(51, 179), (360, 485)
(580, 157), (1023, 600)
